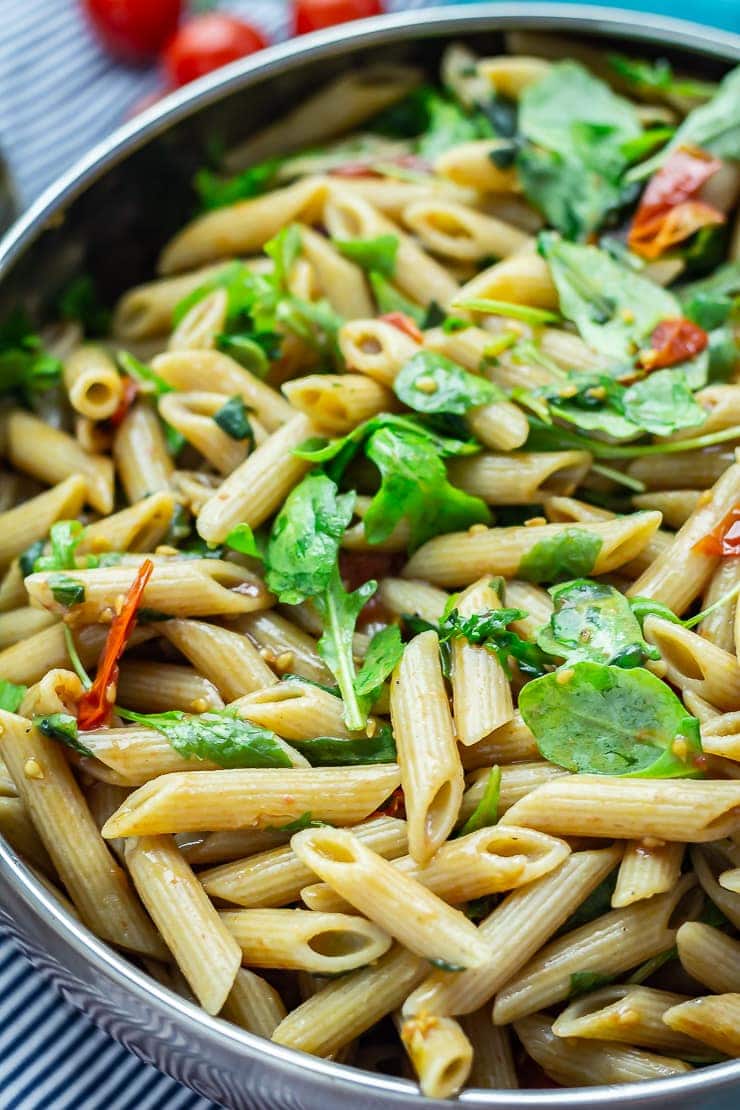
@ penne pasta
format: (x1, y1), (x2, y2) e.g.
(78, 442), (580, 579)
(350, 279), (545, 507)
(221, 907), (392, 972)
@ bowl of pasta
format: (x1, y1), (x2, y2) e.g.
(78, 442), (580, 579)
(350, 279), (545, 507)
(0, 4), (739, 1107)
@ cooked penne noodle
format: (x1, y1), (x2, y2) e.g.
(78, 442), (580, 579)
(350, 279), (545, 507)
(632, 490), (702, 529)
(662, 995), (740, 1057)
(291, 825), (492, 969)
(167, 286), (228, 351)
(0, 710), (164, 958)
(63, 344), (123, 421)
(113, 262), (237, 338)
(298, 225), (374, 318)
(500, 777), (740, 841)
(461, 1009), (518, 1089)
(539, 496), (670, 576)
(82, 490), (175, 554)
(451, 577), (513, 744)
(434, 140), (520, 193)
(697, 557), (740, 652)
(232, 680), (362, 740)
(196, 413), (314, 543)
(0, 607), (57, 650)
(282, 373), (396, 433)
(377, 577), (448, 623)
(116, 661), (224, 714)
(160, 619), (278, 700)
(459, 712), (539, 769)
(403, 846), (622, 1018)
(125, 834), (241, 1013)
(612, 840), (684, 908)
(514, 1014), (691, 1085)
(158, 391), (250, 474)
(5, 410), (113, 514)
(492, 876), (698, 1024)
(0, 794), (54, 873)
(200, 814), (406, 908)
(404, 514), (663, 587)
(231, 610), (332, 685)
(699, 711), (740, 761)
(644, 615), (740, 710)
(101, 764), (402, 837)
(453, 246), (558, 310)
(553, 986), (722, 1060)
(449, 450), (591, 506)
(338, 318), (419, 387)
(398, 1013), (472, 1098)
(221, 907), (392, 973)
(627, 449), (734, 492)
(390, 630), (464, 863)
(478, 54), (551, 96)
(0, 475), (87, 572)
(459, 763), (569, 824)
(401, 198), (529, 261)
(676, 922), (740, 994)
(113, 402), (173, 503)
(691, 842), (740, 929)
(220, 967), (287, 1038)
(179, 827), (292, 866)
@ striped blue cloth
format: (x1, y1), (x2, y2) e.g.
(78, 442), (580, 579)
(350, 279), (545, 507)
(0, 2), (737, 1108)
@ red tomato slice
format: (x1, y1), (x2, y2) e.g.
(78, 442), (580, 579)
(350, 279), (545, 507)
(693, 506), (740, 557)
(107, 376), (139, 428)
(639, 317), (709, 371)
(163, 14), (268, 88)
(77, 558), (154, 730)
(628, 146), (725, 260)
(293, 0), (383, 34)
(83, 0), (182, 62)
(378, 312), (424, 343)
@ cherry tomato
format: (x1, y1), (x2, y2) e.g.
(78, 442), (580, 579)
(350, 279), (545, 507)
(628, 147), (724, 260)
(163, 14), (268, 88)
(693, 506), (740, 557)
(83, 0), (182, 62)
(293, 0), (383, 35)
(639, 317), (708, 371)
(378, 312), (423, 343)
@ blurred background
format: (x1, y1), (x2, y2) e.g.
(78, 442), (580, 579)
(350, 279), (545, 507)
(0, 0), (737, 210)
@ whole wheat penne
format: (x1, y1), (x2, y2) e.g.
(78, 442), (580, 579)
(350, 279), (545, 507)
(81, 491), (175, 555)
(499, 777), (740, 841)
(282, 374), (396, 434)
(691, 842), (740, 928)
(612, 840), (685, 908)
(158, 391), (250, 475)
(459, 712), (539, 770)
(402, 198), (529, 261)
(230, 610), (332, 685)
(221, 907), (392, 972)
(449, 451), (591, 506)
(291, 826), (492, 968)
(113, 261), (237, 338)
(662, 995), (740, 1057)
(232, 680), (364, 741)
(453, 247), (558, 310)
(644, 616), (740, 710)
(377, 577), (448, 623)
(478, 54), (552, 96)
(101, 764), (401, 837)
(398, 1013), (472, 1098)
(63, 344), (123, 421)
(390, 630), (464, 863)
(403, 845), (622, 1018)
(627, 449), (733, 492)
(676, 921), (740, 993)
(5, 410), (113, 514)
(0, 710), (165, 959)
(116, 661), (224, 714)
(298, 225), (374, 318)
(338, 318), (419, 387)
(160, 619), (277, 700)
(113, 402), (173, 503)
(167, 286), (228, 351)
(514, 1015), (691, 1085)
(179, 828), (292, 866)
(451, 577), (513, 744)
(404, 514), (662, 587)
(697, 557), (740, 653)
(0, 607), (57, 651)
(459, 763), (570, 824)
(0, 475), (87, 570)
(125, 834), (241, 1013)
(434, 141), (520, 193)
(632, 489), (702, 530)
(0, 794), (54, 873)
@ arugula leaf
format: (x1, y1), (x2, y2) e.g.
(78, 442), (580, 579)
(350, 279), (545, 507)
(628, 65), (740, 181)
(393, 350), (501, 414)
(334, 235), (399, 278)
(369, 271), (425, 324)
(451, 297), (559, 326)
(19, 540), (45, 578)
(539, 233), (679, 363)
(33, 520), (85, 573)
(117, 350), (186, 455)
(354, 625), (404, 707)
(216, 332), (278, 377)
(297, 721), (397, 766)
(680, 260), (740, 306)
(265, 225), (302, 289)
(315, 566), (376, 732)
(517, 62), (641, 239)
(0, 680), (26, 712)
(58, 275), (111, 336)
(363, 423), (491, 550)
(459, 765), (501, 836)
(48, 575), (85, 606)
(225, 523), (262, 559)
(518, 529), (603, 584)
(519, 661), (703, 777)
(621, 370), (706, 435)
(608, 54), (717, 101)
(35, 713), (93, 757)
(537, 579), (659, 668)
(0, 310), (62, 396)
(213, 395), (254, 442)
(569, 970), (616, 997)
(118, 707), (292, 769)
(265, 474), (355, 604)
(439, 606), (549, 679)
(193, 158), (282, 211)
(414, 90), (493, 161)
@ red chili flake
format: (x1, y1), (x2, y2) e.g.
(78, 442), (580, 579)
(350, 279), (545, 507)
(628, 146), (725, 260)
(379, 312), (423, 343)
(372, 786), (405, 820)
(693, 506), (740, 557)
(107, 376), (139, 428)
(77, 558), (154, 730)
(639, 317), (708, 371)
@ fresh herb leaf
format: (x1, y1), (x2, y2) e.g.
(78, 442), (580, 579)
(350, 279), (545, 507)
(518, 529), (603, 584)
(213, 395), (254, 442)
(0, 680), (26, 712)
(334, 235), (399, 278)
(519, 660), (704, 777)
(297, 721), (397, 766)
(117, 350), (186, 455)
(225, 523), (262, 559)
(452, 297), (559, 326)
(58, 275), (111, 336)
(117, 707), (292, 769)
(393, 350), (501, 414)
(608, 54), (717, 101)
(517, 62), (641, 238)
(621, 370), (706, 435)
(34, 713), (93, 757)
(539, 233), (679, 363)
(354, 625), (404, 702)
(19, 540), (45, 578)
(569, 970), (616, 997)
(193, 158), (282, 211)
(269, 811), (326, 832)
(628, 65), (740, 181)
(48, 574), (85, 607)
(0, 310), (62, 396)
(369, 271), (425, 324)
(63, 625), (92, 690)
(414, 90), (493, 161)
(537, 579), (659, 668)
(33, 520), (85, 573)
(459, 765), (501, 835)
(315, 567), (376, 732)
(265, 225), (302, 290)
(439, 606), (549, 679)
(216, 332), (278, 376)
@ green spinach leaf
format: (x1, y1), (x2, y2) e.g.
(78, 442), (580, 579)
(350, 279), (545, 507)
(0, 680), (26, 713)
(368, 271), (425, 324)
(48, 574), (85, 607)
(213, 395), (254, 442)
(537, 579), (659, 668)
(518, 529), (603, 584)
(193, 158), (282, 211)
(117, 707), (292, 768)
(608, 54), (717, 101)
(334, 235), (399, 278)
(459, 765), (501, 835)
(393, 350), (501, 414)
(297, 721), (397, 766)
(58, 275), (111, 336)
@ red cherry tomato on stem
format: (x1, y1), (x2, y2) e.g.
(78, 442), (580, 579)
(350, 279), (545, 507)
(293, 0), (383, 35)
(83, 0), (182, 63)
(163, 14), (268, 88)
